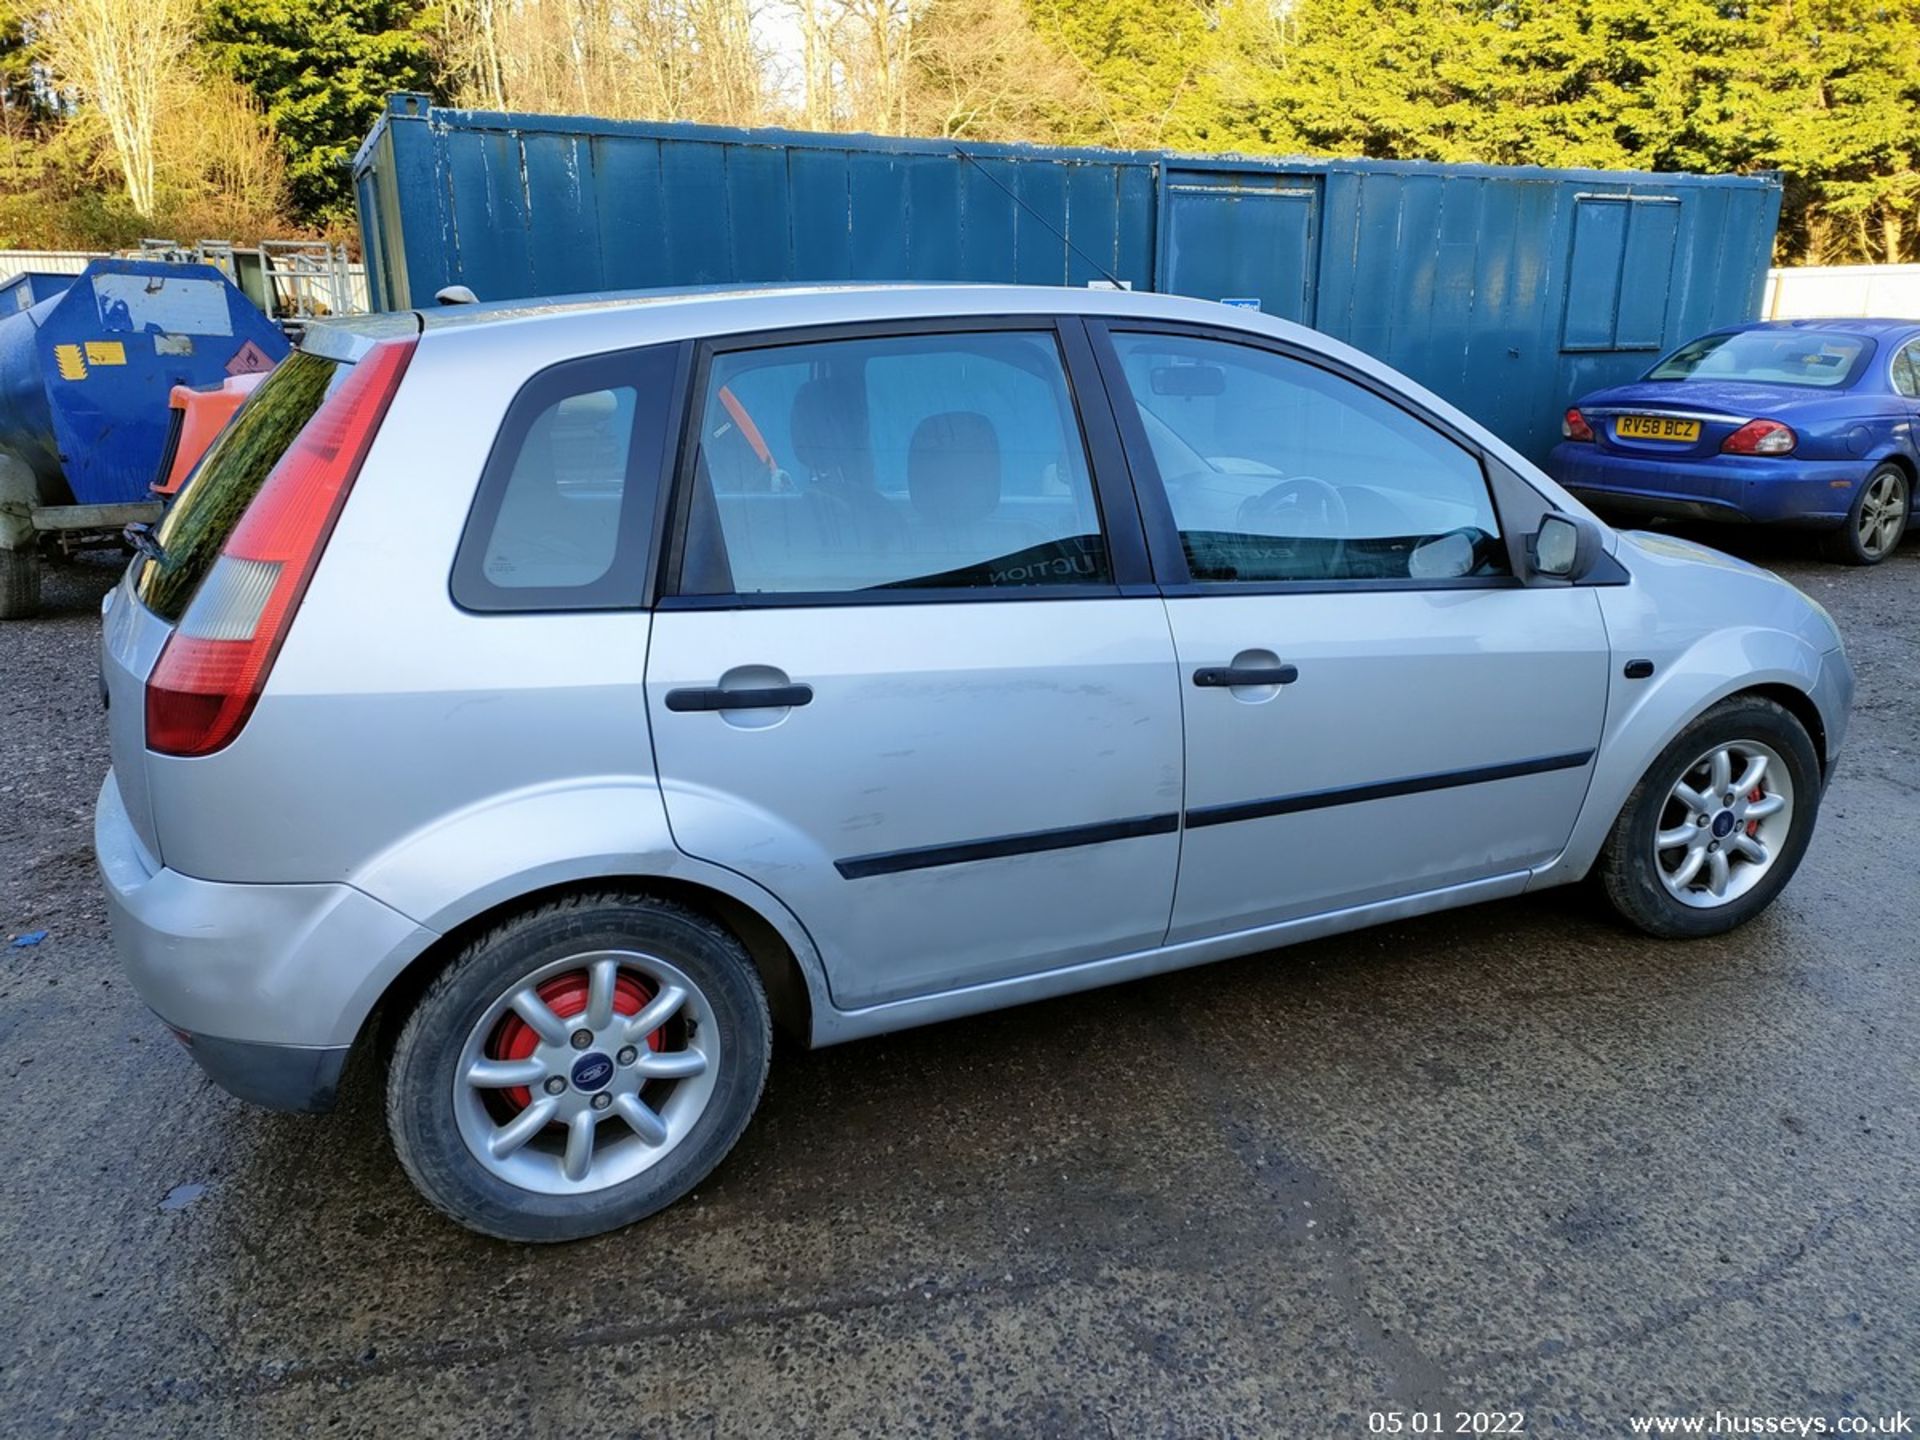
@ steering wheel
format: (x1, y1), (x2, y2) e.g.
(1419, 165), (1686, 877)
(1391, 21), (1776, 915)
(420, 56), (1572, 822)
(1236, 476), (1350, 575)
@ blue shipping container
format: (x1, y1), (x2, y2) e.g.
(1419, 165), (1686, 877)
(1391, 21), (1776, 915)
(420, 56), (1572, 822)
(353, 94), (1782, 463)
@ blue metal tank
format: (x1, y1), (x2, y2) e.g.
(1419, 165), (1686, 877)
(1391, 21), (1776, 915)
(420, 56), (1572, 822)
(0, 257), (288, 507)
(0, 272), (78, 314)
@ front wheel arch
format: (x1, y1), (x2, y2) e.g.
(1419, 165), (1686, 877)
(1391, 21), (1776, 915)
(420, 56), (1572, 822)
(1743, 681), (1829, 778)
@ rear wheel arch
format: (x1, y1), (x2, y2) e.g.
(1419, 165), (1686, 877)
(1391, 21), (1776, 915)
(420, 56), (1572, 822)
(367, 874), (817, 1064)
(1875, 449), (1915, 485)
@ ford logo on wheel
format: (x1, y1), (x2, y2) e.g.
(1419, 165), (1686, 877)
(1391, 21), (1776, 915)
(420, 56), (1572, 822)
(571, 1053), (614, 1092)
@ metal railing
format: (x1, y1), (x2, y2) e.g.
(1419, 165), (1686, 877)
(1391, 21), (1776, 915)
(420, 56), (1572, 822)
(0, 244), (372, 317)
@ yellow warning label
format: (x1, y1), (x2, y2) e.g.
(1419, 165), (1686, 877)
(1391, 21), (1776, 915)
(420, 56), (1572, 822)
(54, 343), (85, 380)
(84, 340), (126, 366)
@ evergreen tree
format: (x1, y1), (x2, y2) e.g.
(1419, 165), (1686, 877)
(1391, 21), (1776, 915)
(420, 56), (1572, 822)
(200, 0), (438, 226)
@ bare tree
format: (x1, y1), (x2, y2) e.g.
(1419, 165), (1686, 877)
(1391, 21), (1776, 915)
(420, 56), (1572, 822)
(41, 0), (195, 216)
(441, 0), (771, 126)
(904, 0), (1091, 139)
(830, 0), (915, 132)
(159, 73), (293, 239)
(792, 0), (834, 128)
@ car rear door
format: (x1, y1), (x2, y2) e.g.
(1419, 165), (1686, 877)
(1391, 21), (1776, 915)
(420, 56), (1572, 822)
(1893, 336), (1920, 437)
(1091, 321), (1612, 942)
(643, 319), (1184, 1010)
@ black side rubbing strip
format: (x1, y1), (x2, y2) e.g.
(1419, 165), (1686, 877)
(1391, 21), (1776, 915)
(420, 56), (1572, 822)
(1185, 750), (1595, 830)
(837, 812), (1180, 880)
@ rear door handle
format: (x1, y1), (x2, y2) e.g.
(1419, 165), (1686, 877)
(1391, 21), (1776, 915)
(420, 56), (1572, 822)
(665, 684), (814, 713)
(1193, 664), (1298, 688)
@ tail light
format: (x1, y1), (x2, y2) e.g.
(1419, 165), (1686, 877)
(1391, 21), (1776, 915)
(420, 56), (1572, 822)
(1721, 418), (1796, 455)
(1562, 408), (1595, 443)
(146, 339), (415, 757)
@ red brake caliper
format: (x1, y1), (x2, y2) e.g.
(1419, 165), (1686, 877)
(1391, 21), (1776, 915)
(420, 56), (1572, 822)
(490, 970), (664, 1112)
(1746, 785), (1765, 838)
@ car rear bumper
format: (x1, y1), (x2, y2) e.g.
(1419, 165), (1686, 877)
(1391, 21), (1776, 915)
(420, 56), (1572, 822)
(159, 1028), (352, 1113)
(96, 770), (433, 1111)
(1545, 444), (1864, 526)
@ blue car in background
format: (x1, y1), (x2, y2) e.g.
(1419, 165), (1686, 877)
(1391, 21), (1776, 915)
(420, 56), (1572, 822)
(1548, 318), (1920, 564)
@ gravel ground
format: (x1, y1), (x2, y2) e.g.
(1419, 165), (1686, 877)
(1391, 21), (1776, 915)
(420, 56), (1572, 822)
(1, 532), (1915, 1438)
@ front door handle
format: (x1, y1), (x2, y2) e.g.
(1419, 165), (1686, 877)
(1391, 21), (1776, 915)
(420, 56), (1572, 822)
(1193, 664), (1298, 688)
(665, 683), (814, 713)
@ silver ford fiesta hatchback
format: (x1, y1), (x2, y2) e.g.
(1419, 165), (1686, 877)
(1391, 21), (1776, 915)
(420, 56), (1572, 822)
(97, 285), (1854, 1241)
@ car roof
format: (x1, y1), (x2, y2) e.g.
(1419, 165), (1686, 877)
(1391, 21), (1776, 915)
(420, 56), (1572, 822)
(307, 281), (1265, 350)
(410, 280), (1256, 334)
(1730, 317), (1920, 338)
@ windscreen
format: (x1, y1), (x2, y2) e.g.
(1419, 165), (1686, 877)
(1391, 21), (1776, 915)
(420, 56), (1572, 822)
(136, 350), (343, 622)
(1646, 331), (1869, 389)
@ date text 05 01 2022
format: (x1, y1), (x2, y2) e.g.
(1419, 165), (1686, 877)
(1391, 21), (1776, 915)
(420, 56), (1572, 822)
(1369, 1413), (1525, 1436)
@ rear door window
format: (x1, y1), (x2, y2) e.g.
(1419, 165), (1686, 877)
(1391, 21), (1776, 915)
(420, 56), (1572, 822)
(1892, 341), (1920, 399)
(452, 343), (682, 611)
(137, 349), (342, 622)
(675, 329), (1109, 596)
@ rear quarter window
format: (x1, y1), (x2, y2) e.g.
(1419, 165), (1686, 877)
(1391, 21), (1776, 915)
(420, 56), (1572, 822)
(451, 344), (684, 611)
(137, 350), (341, 622)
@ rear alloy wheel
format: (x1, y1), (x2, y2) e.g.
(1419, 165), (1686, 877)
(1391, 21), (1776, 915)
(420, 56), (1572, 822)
(388, 894), (770, 1242)
(1599, 695), (1820, 939)
(1822, 463), (1909, 565)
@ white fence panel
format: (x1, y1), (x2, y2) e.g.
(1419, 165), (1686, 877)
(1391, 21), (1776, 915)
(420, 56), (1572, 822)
(0, 247), (371, 315)
(1763, 264), (1920, 320)
(0, 250), (100, 281)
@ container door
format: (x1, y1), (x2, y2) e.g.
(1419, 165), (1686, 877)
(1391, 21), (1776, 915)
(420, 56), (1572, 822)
(1158, 172), (1319, 324)
(645, 323), (1184, 1011)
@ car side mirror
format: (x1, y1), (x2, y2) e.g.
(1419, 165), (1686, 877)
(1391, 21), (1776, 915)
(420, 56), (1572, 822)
(1528, 513), (1603, 582)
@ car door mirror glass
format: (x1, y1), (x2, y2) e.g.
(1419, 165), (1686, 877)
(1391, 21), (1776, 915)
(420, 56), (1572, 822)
(1530, 513), (1595, 579)
(1407, 528), (1477, 580)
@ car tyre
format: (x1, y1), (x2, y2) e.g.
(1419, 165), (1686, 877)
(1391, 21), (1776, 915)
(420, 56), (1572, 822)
(1598, 695), (1821, 939)
(1820, 463), (1909, 565)
(0, 545), (40, 620)
(387, 892), (771, 1243)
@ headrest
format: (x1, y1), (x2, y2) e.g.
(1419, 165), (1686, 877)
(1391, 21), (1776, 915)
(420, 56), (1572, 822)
(908, 411), (1001, 526)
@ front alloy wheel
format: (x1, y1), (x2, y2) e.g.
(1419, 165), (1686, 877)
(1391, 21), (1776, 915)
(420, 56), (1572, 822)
(1600, 695), (1821, 939)
(1650, 740), (1794, 908)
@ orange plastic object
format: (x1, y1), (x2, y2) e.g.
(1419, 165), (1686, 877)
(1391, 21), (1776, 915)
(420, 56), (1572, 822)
(152, 372), (270, 497)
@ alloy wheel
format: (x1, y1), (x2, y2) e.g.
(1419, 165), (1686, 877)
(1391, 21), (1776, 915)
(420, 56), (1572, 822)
(452, 950), (720, 1195)
(1856, 470), (1909, 560)
(1652, 739), (1795, 909)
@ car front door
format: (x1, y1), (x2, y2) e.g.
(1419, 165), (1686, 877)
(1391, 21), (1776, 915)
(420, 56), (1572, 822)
(645, 321), (1184, 1010)
(1092, 323), (1613, 943)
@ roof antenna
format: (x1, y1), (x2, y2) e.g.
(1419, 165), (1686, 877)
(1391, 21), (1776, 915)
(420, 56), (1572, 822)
(951, 146), (1128, 290)
(435, 284), (479, 305)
